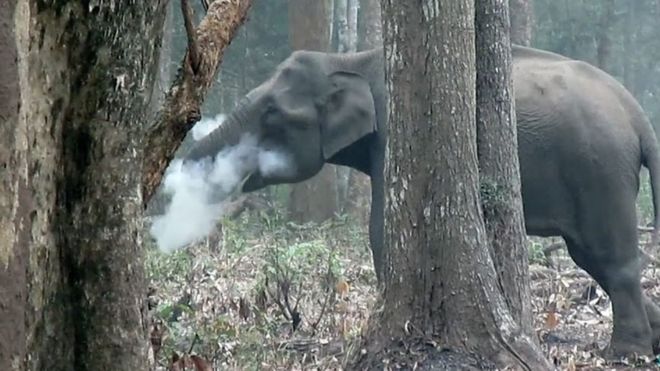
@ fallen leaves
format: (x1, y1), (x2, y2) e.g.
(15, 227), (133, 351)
(170, 352), (212, 371)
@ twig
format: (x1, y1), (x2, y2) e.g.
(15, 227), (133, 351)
(187, 333), (200, 354)
(310, 247), (337, 333)
(200, 0), (209, 12)
(181, 0), (200, 73)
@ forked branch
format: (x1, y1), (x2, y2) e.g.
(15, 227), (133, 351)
(181, 0), (200, 72)
(142, 0), (252, 205)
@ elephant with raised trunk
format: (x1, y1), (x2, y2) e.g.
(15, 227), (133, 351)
(184, 45), (660, 357)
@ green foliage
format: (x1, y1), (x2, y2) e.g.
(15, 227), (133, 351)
(479, 178), (508, 218)
(145, 205), (375, 369)
(527, 239), (549, 265)
(146, 245), (193, 282)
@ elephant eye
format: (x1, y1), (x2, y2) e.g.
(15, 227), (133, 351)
(265, 105), (278, 116)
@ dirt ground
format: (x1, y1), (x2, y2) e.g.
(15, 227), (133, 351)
(146, 214), (660, 371)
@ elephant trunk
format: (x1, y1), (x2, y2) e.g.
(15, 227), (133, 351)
(183, 97), (257, 163)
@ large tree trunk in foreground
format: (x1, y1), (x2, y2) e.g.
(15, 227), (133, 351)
(0, 1), (166, 369)
(353, 0), (550, 369)
(0, 0), (28, 366)
(287, 0), (340, 223)
(509, 0), (534, 46)
(476, 0), (538, 348)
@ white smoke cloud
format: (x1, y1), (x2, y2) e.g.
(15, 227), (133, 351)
(149, 114), (296, 253)
(191, 114), (226, 140)
(258, 149), (295, 178)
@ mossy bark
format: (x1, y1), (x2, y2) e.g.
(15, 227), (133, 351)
(476, 0), (537, 347)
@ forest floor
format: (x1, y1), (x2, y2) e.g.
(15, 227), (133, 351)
(146, 205), (660, 371)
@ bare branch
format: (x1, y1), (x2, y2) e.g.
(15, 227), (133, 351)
(638, 225), (655, 233)
(181, 0), (200, 73)
(200, 0), (209, 12)
(142, 0), (252, 205)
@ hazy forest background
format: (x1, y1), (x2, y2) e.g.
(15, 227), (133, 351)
(141, 0), (660, 369)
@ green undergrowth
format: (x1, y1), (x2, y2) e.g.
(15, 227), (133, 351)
(146, 206), (377, 370)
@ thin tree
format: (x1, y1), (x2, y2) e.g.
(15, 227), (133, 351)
(353, 0), (550, 368)
(509, 0), (534, 46)
(476, 0), (537, 348)
(287, 0), (341, 223)
(596, 0), (616, 70)
(358, 0), (382, 50)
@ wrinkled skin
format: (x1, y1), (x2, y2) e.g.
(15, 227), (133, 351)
(184, 46), (660, 357)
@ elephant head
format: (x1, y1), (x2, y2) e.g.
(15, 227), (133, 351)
(184, 50), (378, 194)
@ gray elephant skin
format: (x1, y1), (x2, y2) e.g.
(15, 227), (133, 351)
(184, 45), (660, 357)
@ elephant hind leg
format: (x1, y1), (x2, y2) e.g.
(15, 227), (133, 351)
(643, 295), (660, 353)
(564, 228), (653, 357)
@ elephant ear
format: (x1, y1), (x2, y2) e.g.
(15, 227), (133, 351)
(321, 70), (377, 160)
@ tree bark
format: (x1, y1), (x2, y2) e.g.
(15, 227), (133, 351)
(142, 0), (253, 204)
(347, 0), (359, 51)
(0, 1), (167, 369)
(353, 0), (550, 369)
(358, 0), (382, 50)
(476, 0), (537, 348)
(509, 0), (534, 46)
(596, 0), (616, 70)
(287, 0), (340, 223)
(0, 0), (28, 367)
(336, 0), (349, 52)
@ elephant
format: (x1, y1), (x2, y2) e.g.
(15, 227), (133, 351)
(183, 45), (660, 357)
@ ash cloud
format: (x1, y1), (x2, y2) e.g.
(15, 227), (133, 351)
(149, 114), (295, 252)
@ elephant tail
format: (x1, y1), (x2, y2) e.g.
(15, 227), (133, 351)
(641, 124), (660, 247)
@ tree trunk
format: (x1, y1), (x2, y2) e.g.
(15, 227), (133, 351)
(287, 0), (340, 223)
(0, 1), (167, 369)
(476, 0), (537, 348)
(353, 0), (550, 369)
(0, 0), (29, 367)
(509, 0), (534, 46)
(358, 0), (382, 50)
(347, 0), (359, 51)
(336, 0), (349, 52)
(596, 0), (615, 70)
(151, 0), (176, 115)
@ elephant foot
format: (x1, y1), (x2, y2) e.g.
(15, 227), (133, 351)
(642, 296), (660, 353)
(601, 339), (653, 360)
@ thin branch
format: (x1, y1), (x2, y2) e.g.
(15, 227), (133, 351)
(311, 247), (338, 333)
(200, 0), (209, 12)
(181, 0), (200, 73)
